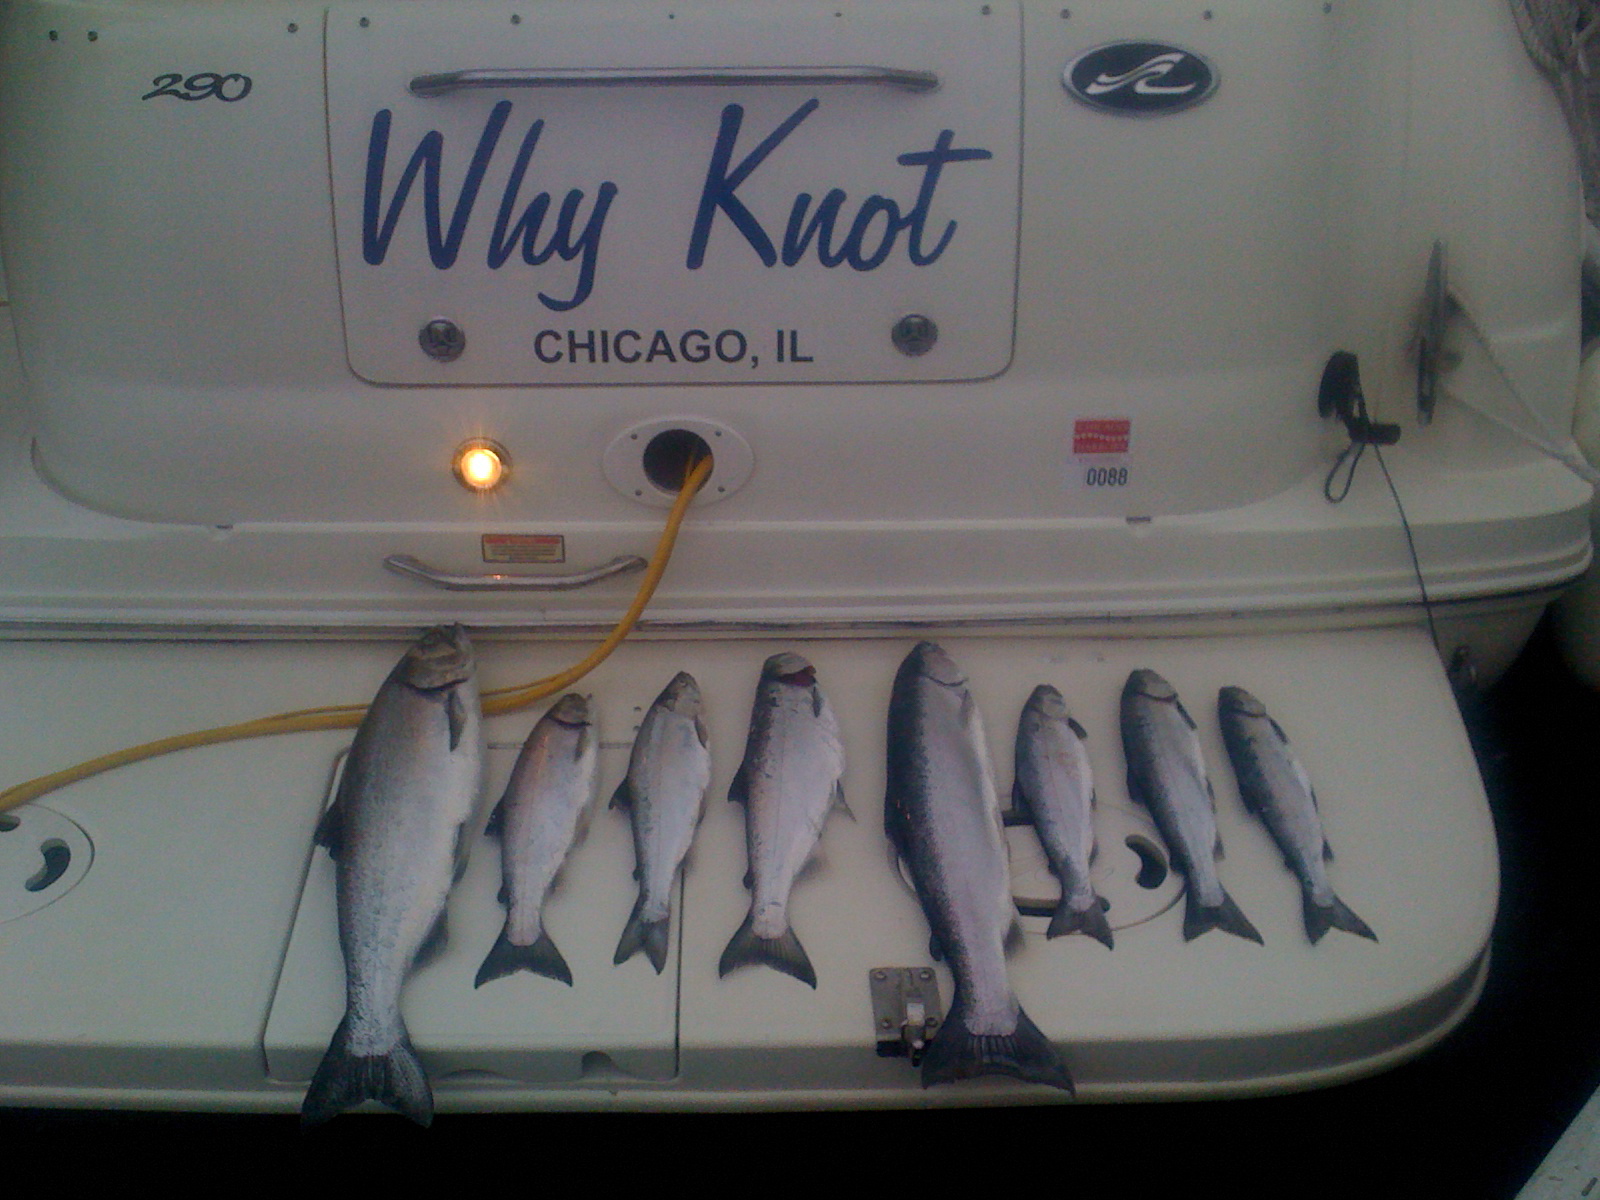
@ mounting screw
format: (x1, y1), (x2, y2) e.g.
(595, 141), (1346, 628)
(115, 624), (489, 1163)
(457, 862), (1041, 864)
(892, 314), (938, 357)
(419, 318), (466, 362)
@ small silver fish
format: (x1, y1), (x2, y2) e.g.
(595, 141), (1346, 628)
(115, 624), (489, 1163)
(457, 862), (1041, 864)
(475, 693), (600, 988)
(1012, 684), (1112, 949)
(720, 652), (848, 988)
(1120, 669), (1261, 944)
(302, 624), (483, 1127)
(1217, 686), (1376, 944)
(885, 642), (1073, 1093)
(612, 672), (711, 973)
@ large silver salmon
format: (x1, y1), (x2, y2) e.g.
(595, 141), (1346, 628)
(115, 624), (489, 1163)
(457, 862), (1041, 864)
(1120, 669), (1261, 944)
(720, 652), (848, 988)
(1217, 686), (1376, 944)
(1012, 684), (1113, 949)
(302, 624), (483, 1127)
(475, 693), (600, 988)
(885, 642), (1073, 1093)
(612, 672), (711, 973)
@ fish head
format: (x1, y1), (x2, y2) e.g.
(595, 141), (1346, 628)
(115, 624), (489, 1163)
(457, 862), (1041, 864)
(762, 652), (817, 688)
(655, 671), (703, 716)
(907, 641), (966, 689)
(545, 692), (592, 728)
(1123, 668), (1177, 703)
(1025, 683), (1069, 721)
(1217, 686), (1268, 719)
(401, 624), (476, 691)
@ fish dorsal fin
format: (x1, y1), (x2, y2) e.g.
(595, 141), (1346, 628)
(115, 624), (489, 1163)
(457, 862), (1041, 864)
(832, 781), (855, 821)
(887, 845), (919, 899)
(1009, 777), (1033, 822)
(1067, 716), (1088, 740)
(1004, 915), (1025, 956)
(795, 851), (826, 884)
(610, 778), (635, 811)
(415, 909), (450, 969)
(884, 838), (902, 876)
(1213, 830), (1226, 861)
(1323, 836), (1336, 862)
(484, 800), (504, 838)
(451, 820), (473, 882)
(728, 762), (749, 806)
(313, 799), (345, 859)
(315, 754), (360, 856)
(958, 690), (988, 749)
(446, 688), (467, 752)
(812, 688), (825, 719)
(927, 933), (945, 963)
(694, 715), (709, 750)
(1295, 762), (1318, 804)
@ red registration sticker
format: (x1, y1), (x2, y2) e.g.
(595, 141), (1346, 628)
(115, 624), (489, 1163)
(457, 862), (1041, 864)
(1073, 418), (1131, 455)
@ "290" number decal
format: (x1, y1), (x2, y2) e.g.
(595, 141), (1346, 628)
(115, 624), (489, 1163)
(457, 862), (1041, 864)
(142, 72), (253, 102)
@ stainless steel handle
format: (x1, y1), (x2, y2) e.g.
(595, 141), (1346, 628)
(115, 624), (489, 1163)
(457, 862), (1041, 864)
(410, 66), (940, 97)
(383, 553), (648, 592)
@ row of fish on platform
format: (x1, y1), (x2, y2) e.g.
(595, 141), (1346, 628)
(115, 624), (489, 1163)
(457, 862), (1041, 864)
(883, 642), (1376, 1097)
(299, 626), (1374, 1124)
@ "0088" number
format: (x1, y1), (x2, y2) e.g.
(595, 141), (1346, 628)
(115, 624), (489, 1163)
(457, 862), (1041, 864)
(1084, 466), (1128, 487)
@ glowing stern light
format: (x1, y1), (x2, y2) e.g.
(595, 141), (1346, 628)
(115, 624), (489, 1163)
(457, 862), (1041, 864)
(453, 438), (510, 493)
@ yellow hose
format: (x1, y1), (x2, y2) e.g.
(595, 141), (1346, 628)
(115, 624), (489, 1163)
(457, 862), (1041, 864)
(0, 454), (713, 814)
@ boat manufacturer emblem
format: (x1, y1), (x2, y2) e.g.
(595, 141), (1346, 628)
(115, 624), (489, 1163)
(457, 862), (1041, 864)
(1062, 42), (1218, 116)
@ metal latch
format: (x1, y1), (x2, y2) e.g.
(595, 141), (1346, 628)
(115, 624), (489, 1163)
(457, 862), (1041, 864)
(869, 967), (945, 1061)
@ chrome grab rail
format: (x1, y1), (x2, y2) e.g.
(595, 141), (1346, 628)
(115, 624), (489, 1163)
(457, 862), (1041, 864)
(383, 553), (647, 592)
(410, 66), (940, 97)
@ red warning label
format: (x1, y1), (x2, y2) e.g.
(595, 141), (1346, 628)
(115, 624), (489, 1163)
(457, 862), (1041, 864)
(1073, 418), (1131, 455)
(482, 533), (565, 564)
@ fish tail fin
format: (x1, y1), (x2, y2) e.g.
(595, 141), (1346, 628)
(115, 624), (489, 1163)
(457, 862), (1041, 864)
(614, 896), (670, 974)
(301, 1015), (433, 1128)
(1304, 892), (1378, 944)
(1048, 897), (1115, 950)
(920, 994), (1074, 1095)
(474, 924), (574, 988)
(1183, 888), (1264, 944)
(717, 910), (817, 988)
